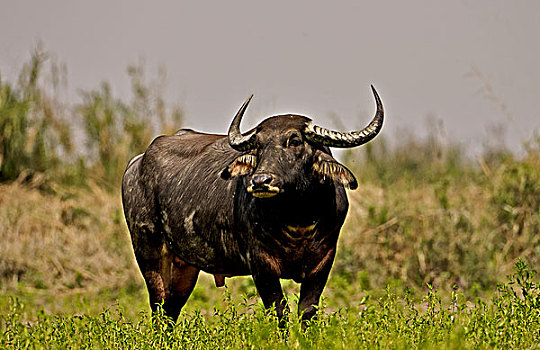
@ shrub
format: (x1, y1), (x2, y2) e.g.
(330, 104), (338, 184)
(0, 49), (72, 184)
(0, 48), (183, 190)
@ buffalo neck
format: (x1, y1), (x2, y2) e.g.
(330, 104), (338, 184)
(248, 181), (339, 228)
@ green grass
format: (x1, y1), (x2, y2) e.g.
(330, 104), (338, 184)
(2, 260), (539, 349)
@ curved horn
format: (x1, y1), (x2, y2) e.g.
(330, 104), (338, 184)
(228, 95), (256, 151)
(304, 85), (384, 148)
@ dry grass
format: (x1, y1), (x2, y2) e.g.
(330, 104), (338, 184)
(335, 145), (540, 297)
(0, 183), (139, 294)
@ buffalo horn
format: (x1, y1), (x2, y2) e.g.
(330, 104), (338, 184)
(304, 85), (384, 148)
(228, 95), (257, 151)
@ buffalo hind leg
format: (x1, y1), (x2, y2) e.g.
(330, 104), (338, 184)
(140, 258), (169, 316)
(138, 248), (198, 321)
(163, 257), (200, 320)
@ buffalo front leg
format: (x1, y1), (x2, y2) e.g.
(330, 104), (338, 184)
(252, 273), (288, 323)
(298, 248), (336, 325)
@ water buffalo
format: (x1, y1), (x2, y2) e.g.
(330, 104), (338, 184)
(122, 86), (384, 324)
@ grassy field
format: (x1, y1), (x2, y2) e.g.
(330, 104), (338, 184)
(1, 50), (540, 348)
(2, 263), (539, 349)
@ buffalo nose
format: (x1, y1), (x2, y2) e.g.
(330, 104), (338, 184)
(252, 174), (273, 187)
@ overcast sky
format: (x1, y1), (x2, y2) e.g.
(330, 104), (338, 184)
(1, 1), (539, 154)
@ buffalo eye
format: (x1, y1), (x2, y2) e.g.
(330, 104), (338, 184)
(286, 134), (303, 147)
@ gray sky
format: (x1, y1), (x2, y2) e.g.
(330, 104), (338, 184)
(1, 0), (539, 154)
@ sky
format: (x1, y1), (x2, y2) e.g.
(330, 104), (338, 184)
(1, 1), (539, 155)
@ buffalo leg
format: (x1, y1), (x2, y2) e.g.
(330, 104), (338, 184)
(163, 258), (200, 320)
(252, 274), (288, 322)
(139, 258), (170, 315)
(298, 277), (326, 325)
(298, 249), (336, 324)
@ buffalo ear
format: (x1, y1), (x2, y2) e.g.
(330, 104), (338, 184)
(313, 153), (358, 190)
(221, 154), (257, 179)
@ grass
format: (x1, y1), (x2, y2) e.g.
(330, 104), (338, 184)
(2, 260), (540, 348)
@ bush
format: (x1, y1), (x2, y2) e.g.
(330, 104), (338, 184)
(334, 130), (540, 295)
(0, 49), (183, 190)
(77, 64), (183, 189)
(0, 49), (72, 184)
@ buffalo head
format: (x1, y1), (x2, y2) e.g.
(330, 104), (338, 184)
(221, 85), (384, 198)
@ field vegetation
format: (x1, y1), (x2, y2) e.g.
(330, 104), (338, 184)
(1, 49), (539, 348)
